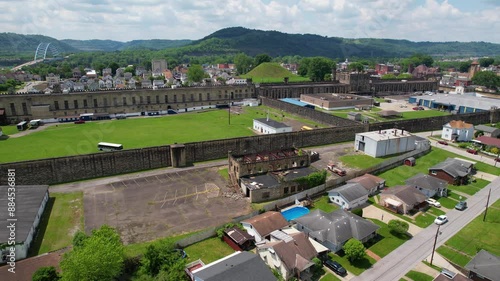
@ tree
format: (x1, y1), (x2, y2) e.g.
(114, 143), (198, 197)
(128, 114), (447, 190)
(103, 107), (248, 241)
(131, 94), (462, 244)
(187, 64), (205, 83)
(108, 62), (120, 76)
(472, 71), (500, 89)
(234, 53), (253, 75)
(300, 57), (334, 82)
(32, 266), (60, 281)
(479, 58), (495, 67)
(139, 240), (186, 278)
(72, 230), (88, 248)
(254, 53), (272, 67)
(124, 65), (135, 73)
(458, 61), (472, 73)
(343, 238), (365, 262)
(60, 225), (124, 281)
(348, 62), (364, 72)
(388, 219), (409, 236)
(381, 74), (397, 80)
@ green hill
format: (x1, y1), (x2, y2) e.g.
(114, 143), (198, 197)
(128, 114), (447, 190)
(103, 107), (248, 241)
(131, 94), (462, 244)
(241, 62), (309, 83)
(0, 33), (78, 59)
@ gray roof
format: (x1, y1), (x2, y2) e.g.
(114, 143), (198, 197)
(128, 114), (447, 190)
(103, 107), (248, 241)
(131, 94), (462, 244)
(429, 158), (472, 178)
(465, 250), (500, 281)
(475, 125), (499, 134)
(294, 209), (379, 246)
(329, 183), (368, 202)
(241, 173), (280, 190)
(193, 251), (277, 281)
(405, 173), (448, 192)
(411, 93), (500, 111)
(255, 118), (291, 129)
(0, 185), (49, 243)
(381, 185), (427, 206)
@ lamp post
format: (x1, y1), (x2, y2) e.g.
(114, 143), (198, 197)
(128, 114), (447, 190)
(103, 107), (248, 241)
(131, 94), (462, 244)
(430, 224), (441, 266)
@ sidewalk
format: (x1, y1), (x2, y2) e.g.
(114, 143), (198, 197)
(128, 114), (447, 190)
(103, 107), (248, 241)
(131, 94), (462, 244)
(362, 205), (423, 236)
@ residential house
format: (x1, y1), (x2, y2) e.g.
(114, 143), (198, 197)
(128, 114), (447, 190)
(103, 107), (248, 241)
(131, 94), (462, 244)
(152, 79), (165, 88)
(105, 79), (113, 89)
(226, 78), (247, 85)
(87, 80), (99, 91)
(62, 80), (74, 91)
(241, 211), (289, 243)
(142, 80), (152, 88)
(293, 209), (379, 253)
(347, 174), (386, 195)
(114, 78), (125, 88)
(465, 250), (500, 281)
(46, 73), (60, 86)
(124, 72), (133, 81)
(86, 70), (97, 79)
(433, 269), (472, 281)
(379, 185), (427, 214)
(428, 158), (473, 185)
(257, 232), (317, 280)
(135, 66), (146, 77)
(102, 68), (112, 76)
(474, 125), (500, 138)
(473, 136), (500, 151)
(189, 251), (276, 281)
(405, 173), (448, 198)
(74, 82), (84, 91)
(115, 67), (125, 77)
(354, 128), (416, 157)
(152, 59), (167, 77)
(72, 67), (82, 79)
(128, 78), (137, 89)
(328, 183), (369, 210)
(442, 120), (474, 142)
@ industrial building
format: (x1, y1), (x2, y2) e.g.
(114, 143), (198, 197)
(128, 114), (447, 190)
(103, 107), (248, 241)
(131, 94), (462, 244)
(409, 93), (500, 113)
(354, 128), (416, 157)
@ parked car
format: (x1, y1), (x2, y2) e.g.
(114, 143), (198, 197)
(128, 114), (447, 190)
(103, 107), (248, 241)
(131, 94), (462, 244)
(466, 149), (478, 155)
(426, 198), (441, 208)
(412, 106), (425, 110)
(324, 259), (347, 276)
(455, 201), (467, 211)
(434, 215), (448, 225)
(74, 120), (85, 124)
(437, 140), (448, 145)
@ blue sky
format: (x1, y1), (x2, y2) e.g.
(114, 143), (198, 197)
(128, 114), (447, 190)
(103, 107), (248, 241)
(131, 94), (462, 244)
(0, 0), (498, 43)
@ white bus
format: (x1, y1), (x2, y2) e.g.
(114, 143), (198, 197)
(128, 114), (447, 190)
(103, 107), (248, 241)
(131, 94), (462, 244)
(97, 142), (123, 151)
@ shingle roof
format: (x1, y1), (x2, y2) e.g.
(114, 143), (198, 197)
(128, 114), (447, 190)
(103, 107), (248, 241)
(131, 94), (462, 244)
(405, 173), (448, 192)
(429, 158), (472, 178)
(465, 250), (500, 281)
(193, 251), (276, 281)
(260, 232), (317, 272)
(381, 185), (427, 206)
(224, 227), (254, 245)
(445, 120), (473, 129)
(329, 183), (368, 202)
(475, 125), (499, 134)
(242, 211), (289, 237)
(294, 209), (379, 246)
(474, 136), (500, 148)
(0, 185), (49, 243)
(347, 174), (385, 192)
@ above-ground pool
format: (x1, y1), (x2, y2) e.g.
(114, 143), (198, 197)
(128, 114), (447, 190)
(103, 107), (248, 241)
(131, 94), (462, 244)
(281, 206), (310, 221)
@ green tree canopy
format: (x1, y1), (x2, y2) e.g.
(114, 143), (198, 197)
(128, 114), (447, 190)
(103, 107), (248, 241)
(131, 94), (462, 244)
(479, 58), (495, 67)
(32, 266), (60, 281)
(299, 57), (335, 82)
(60, 225), (124, 281)
(381, 74), (397, 80)
(348, 62), (364, 72)
(254, 53), (272, 67)
(472, 71), (500, 89)
(388, 219), (410, 236)
(139, 240), (187, 279)
(234, 53), (254, 75)
(343, 238), (365, 262)
(459, 61), (472, 73)
(401, 53), (434, 71)
(187, 64), (206, 82)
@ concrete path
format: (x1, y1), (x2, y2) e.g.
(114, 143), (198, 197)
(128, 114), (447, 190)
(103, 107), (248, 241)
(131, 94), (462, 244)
(363, 205), (423, 236)
(474, 171), (498, 182)
(413, 262), (440, 279)
(351, 176), (500, 281)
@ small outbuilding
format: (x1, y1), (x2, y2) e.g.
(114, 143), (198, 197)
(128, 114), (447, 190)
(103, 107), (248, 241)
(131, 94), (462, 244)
(348, 112), (363, 121)
(404, 157), (416, 166)
(253, 117), (292, 134)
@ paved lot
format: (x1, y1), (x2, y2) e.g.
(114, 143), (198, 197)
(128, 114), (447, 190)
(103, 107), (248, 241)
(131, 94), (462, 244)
(83, 166), (251, 244)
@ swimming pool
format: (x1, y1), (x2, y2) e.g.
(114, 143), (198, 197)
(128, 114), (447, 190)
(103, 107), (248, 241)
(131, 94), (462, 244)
(281, 206), (310, 221)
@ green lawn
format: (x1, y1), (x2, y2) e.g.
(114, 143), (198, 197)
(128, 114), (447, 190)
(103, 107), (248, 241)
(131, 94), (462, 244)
(339, 154), (386, 169)
(367, 219), (411, 258)
(405, 270), (434, 281)
(0, 125), (18, 135)
(0, 106), (324, 163)
(184, 237), (235, 264)
(124, 232), (195, 258)
(437, 196), (459, 209)
(328, 252), (376, 276)
(400, 110), (450, 119)
(320, 273), (341, 281)
(437, 199), (500, 267)
(311, 195), (339, 213)
(447, 179), (490, 196)
(29, 192), (84, 256)
(218, 167), (229, 181)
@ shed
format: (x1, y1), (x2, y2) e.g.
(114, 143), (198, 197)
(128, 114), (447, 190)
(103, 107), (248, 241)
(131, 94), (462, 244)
(348, 112), (363, 121)
(404, 157), (416, 166)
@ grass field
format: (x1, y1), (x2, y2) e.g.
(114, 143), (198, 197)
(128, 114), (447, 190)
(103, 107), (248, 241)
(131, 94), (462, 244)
(405, 270), (434, 281)
(328, 252), (376, 276)
(320, 273), (341, 281)
(367, 219), (411, 258)
(339, 154), (387, 169)
(0, 106), (324, 163)
(241, 62), (310, 83)
(124, 232), (197, 258)
(0, 125), (18, 135)
(184, 237), (235, 264)
(29, 192), (83, 256)
(437, 199), (500, 267)
(311, 195), (339, 213)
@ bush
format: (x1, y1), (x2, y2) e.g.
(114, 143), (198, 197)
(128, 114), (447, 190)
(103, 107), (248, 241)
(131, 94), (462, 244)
(216, 222), (244, 239)
(388, 219), (409, 236)
(458, 143), (469, 148)
(32, 266), (60, 281)
(343, 238), (365, 262)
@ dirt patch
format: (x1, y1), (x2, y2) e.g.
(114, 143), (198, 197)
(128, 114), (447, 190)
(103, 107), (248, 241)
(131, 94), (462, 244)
(83, 166), (251, 244)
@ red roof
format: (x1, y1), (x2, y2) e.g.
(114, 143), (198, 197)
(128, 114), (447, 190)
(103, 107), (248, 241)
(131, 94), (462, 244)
(475, 136), (500, 148)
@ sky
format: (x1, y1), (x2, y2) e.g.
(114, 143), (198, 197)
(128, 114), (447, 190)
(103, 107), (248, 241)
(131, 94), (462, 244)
(0, 0), (499, 43)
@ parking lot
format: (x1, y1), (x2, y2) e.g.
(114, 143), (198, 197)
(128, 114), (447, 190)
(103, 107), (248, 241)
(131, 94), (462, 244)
(83, 166), (251, 244)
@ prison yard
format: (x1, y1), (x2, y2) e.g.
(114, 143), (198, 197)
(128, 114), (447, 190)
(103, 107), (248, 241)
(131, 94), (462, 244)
(0, 105), (326, 163)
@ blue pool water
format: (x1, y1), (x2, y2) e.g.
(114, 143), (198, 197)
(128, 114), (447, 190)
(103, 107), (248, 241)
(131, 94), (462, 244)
(281, 206), (310, 221)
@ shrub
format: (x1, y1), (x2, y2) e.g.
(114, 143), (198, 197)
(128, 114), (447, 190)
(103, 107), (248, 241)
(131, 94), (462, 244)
(343, 238), (366, 262)
(458, 143), (469, 148)
(32, 266), (60, 281)
(388, 219), (409, 236)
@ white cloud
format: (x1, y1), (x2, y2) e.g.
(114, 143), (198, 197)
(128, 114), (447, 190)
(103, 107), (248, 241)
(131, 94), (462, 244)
(0, 0), (497, 43)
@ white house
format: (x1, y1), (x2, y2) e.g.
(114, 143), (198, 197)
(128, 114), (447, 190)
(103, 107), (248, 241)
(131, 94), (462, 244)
(354, 128), (416, 157)
(241, 211), (289, 243)
(328, 183), (369, 210)
(0, 185), (49, 263)
(253, 118), (292, 135)
(441, 120), (474, 142)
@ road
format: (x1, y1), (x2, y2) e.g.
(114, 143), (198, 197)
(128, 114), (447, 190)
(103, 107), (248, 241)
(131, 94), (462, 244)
(352, 173), (500, 281)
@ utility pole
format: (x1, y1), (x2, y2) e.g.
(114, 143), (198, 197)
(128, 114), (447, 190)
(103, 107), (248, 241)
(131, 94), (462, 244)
(483, 188), (491, 222)
(430, 224), (441, 266)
